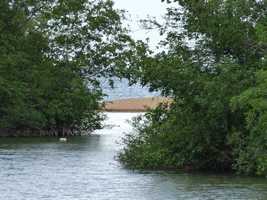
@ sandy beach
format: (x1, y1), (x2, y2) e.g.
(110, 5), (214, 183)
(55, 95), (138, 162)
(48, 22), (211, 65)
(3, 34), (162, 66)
(103, 97), (172, 112)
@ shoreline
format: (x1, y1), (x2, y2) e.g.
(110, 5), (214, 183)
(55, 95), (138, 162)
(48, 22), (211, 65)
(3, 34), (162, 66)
(0, 97), (171, 137)
(103, 97), (172, 112)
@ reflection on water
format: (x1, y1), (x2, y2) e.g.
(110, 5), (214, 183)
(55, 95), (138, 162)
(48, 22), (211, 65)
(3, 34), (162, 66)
(0, 113), (266, 200)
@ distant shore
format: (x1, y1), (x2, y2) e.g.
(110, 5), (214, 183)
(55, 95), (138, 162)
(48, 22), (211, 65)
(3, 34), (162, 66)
(103, 97), (172, 112)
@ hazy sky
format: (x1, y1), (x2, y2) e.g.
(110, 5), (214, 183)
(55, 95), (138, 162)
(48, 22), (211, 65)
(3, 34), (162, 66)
(113, 0), (168, 49)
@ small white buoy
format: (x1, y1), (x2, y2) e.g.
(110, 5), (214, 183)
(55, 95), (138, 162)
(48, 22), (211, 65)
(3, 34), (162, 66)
(59, 138), (67, 142)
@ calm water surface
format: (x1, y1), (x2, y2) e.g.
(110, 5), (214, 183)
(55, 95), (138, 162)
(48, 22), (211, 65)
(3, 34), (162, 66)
(0, 113), (266, 200)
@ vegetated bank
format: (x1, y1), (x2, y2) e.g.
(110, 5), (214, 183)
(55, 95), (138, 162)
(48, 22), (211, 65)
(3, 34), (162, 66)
(0, 0), (144, 137)
(119, 0), (267, 177)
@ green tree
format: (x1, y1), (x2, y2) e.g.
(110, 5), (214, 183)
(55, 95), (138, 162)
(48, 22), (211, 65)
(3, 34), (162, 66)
(119, 0), (267, 175)
(231, 69), (267, 176)
(0, 0), (141, 136)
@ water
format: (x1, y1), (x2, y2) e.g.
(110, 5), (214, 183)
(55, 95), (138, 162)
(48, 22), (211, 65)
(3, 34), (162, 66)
(0, 113), (266, 200)
(101, 78), (159, 100)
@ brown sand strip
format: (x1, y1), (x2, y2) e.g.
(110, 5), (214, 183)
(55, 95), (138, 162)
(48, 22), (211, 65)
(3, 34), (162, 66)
(103, 97), (172, 112)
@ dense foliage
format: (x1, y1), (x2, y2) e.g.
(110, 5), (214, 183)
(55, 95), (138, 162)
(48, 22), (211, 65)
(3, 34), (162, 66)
(0, 0), (140, 136)
(119, 0), (267, 176)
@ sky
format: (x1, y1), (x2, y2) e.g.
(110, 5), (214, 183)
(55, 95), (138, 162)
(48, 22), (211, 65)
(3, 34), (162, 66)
(113, 0), (168, 50)
(102, 0), (169, 100)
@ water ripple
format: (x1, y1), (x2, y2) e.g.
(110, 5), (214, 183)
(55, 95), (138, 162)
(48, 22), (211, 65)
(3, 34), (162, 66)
(0, 113), (266, 200)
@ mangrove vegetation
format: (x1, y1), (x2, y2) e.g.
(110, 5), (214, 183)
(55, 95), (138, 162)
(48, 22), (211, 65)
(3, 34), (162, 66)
(1, 0), (267, 177)
(119, 0), (267, 177)
(0, 0), (141, 136)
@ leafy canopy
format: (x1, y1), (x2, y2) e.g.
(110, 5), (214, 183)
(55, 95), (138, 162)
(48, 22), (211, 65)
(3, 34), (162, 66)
(0, 0), (143, 136)
(119, 0), (267, 176)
